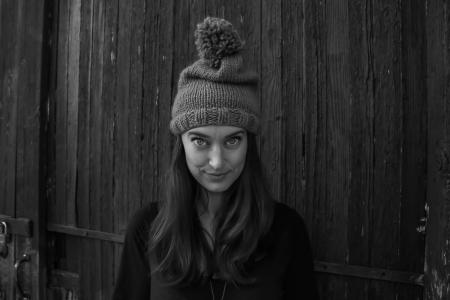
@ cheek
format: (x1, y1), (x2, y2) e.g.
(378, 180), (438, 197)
(230, 145), (247, 173)
(184, 146), (207, 172)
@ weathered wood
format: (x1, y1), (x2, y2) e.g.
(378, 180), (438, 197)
(0, 215), (32, 237)
(54, 0), (69, 226)
(47, 224), (123, 244)
(48, 270), (80, 291)
(66, 0), (81, 227)
(282, 0), (305, 215)
(315, 261), (424, 286)
(114, 0), (132, 238)
(141, 0), (162, 208)
(75, 0), (93, 297)
(260, 0), (283, 202)
(347, 0), (372, 299)
(86, 0), (106, 297)
(0, 0), (50, 298)
(313, 1), (352, 299)
(152, 0), (174, 206)
(99, 1), (119, 298)
(424, 0), (450, 299)
(370, 1), (404, 299)
(302, 1), (327, 298)
(399, 0), (427, 278)
(63, 2), (82, 299)
(0, 0), (19, 221)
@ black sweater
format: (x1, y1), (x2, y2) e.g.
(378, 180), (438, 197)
(113, 201), (319, 300)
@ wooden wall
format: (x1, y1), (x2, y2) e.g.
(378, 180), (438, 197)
(44, 0), (429, 299)
(2, 0), (446, 299)
(0, 0), (49, 298)
(424, 0), (450, 298)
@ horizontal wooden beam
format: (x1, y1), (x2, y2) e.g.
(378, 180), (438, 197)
(314, 261), (424, 286)
(47, 224), (124, 243)
(0, 215), (33, 237)
(48, 270), (79, 291)
(47, 223), (424, 286)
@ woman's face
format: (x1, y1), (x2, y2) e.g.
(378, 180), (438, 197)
(181, 126), (248, 194)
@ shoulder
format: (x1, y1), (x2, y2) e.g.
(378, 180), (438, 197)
(125, 202), (159, 242)
(273, 201), (306, 227)
(271, 201), (310, 241)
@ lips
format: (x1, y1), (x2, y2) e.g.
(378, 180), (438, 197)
(204, 171), (229, 180)
(206, 172), (228, 176)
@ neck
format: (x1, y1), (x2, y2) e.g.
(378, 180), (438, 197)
(198, 189), (224, 218)
(206, 192), (223, 217)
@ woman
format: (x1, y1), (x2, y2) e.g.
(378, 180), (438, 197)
(113, 17), (319, 300)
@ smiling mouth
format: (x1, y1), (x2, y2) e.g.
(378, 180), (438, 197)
(204, 172), (229, 179)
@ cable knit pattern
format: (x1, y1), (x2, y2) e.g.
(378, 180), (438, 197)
(169, 17), (260, 135)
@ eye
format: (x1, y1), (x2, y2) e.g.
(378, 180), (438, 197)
(191, 137), (207, 147)
(226, 136), (242, 146)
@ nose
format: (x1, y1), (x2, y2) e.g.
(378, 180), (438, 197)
(208, 145), (224, 170)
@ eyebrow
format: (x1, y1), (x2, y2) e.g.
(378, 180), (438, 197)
(187, 130), (245, 138)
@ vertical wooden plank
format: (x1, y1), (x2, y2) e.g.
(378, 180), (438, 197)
(325, 0), (352, 299)
(142, 0), (175, 206)
(113, 0), (147, 284)
(115, 0), (133, 231)
(218, 0), (261, 76)
(141, 0), (160, 206)
(189, 0), (207, 60)
(0, 1), (20, 298)
(304, 0), (340, 298)
(370, 1), (403, 299)
(99, 0), (118, 297)
(112, 0), (131, 292)
(88, 0), (105, 297)
(172, 0), (203, 97)
(155, 0), (175, 206)
(13, 0), (27, 296)
(303, 1), (322, 296)
(0, 0), (19, 217)
(128, 0), (146, 223)
(54, 0), (69, 226)
(66, 0), (81, 227)
(46, 0), (60, 295)
(75, 0), (93, 297)
(347, 0), (372, 299)
(282, 0), (305, 212)
(114, 0), (133, 235)
(260, 0), (283, 201)
(112, 0), (148, 290)
(305, 0), (326, 260)
(302, 0), (319, 225)
(13, 0), (48, 298)
(398, 1), (427, 299)
(424, 0), (450, 299)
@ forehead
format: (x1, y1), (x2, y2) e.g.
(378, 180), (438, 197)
(184, 126), (245, 138)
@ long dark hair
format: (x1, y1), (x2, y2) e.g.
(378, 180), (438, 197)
(149, 133), (274, 286)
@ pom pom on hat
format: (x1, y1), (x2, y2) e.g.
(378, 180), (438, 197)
(194, 17), (243, 68)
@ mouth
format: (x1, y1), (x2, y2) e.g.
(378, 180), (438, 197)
(204, 171), (230, 180)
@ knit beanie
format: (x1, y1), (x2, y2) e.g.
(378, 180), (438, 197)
(169, 17), (260, 135)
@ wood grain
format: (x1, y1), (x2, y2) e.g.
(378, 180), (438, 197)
(424, 0), (450, 299)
